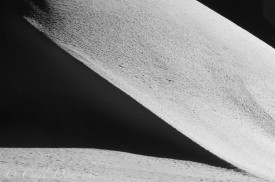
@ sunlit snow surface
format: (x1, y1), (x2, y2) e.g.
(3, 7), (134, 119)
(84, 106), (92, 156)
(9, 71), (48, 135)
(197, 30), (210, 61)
(0, 148), (270, 182)
(24, 0), (275, 180)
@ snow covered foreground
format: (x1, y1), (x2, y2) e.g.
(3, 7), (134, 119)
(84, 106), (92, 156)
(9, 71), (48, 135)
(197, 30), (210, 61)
(24, 0), (275, 180)
(0, 148), (270, 182)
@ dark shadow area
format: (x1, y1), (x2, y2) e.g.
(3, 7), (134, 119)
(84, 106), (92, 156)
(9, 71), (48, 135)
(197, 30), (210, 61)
(197, 0), (275, 49)
(0, 0), (237, 170)
(0, 0), (49, 17)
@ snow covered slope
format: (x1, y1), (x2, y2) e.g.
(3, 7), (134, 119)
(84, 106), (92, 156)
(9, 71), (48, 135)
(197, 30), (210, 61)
(0, 148), (269, 182)
(24, 0), (275, 180)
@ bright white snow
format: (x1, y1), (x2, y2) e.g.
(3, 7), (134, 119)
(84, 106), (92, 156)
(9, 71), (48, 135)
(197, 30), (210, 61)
(24, 0), (275, 180)
(0, 148), (269, 182)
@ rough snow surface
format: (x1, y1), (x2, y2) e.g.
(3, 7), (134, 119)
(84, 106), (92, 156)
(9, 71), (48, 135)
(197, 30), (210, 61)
(24, 0), (275, 180)
(0, 148), (269, 182)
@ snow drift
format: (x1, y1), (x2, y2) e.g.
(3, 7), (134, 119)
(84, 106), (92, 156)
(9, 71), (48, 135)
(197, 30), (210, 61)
(24, 0), (275, 180)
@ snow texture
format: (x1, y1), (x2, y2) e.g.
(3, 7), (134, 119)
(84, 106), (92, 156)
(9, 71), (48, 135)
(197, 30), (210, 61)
(25, 0), (275, 180)
(0, 148), (269, 182)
